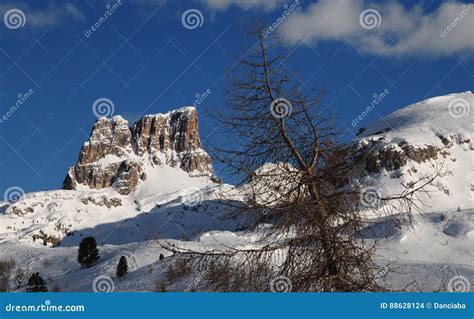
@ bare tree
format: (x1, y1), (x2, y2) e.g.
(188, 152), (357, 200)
(161, 22), (443, 292)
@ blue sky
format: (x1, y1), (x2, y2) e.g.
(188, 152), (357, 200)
(0, 0), (473, 196)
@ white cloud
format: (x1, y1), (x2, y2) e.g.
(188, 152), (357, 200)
(0, 2), (85, 29)
(201, 0), (283, 12)
(280, 0), (474, 57)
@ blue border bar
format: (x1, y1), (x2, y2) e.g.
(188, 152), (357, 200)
(1, 293), (472, 319)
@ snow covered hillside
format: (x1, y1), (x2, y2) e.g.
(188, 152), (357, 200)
(0, 93), (473, 292)
(0, 210), (472, 292)
(0, 106), (249, 248)
(355, 91), (473, 212)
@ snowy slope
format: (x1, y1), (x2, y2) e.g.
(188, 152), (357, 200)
(358, 91), (472, 144)
(0, 209), (472, 292)
(356, 91), (473, 212)
(0, 182), (248, 247)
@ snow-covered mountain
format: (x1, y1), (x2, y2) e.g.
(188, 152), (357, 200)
(0, 93), (472, 292)
(64, 106), (215, 195)
(355, 91), (473, 212)
(1, 107), (228, 246)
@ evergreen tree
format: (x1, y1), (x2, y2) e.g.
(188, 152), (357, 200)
(26, 272), (48, 292)
(77, 236), (100, 268)
(116, 256), (128, 278)
(159, 253), (164, 261)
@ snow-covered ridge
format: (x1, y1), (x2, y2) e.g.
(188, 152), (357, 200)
(140, 106), (196, 119)
(98, 106), (196, 127)
(358, 91), (473, 145)
(355, 91), (473, 213)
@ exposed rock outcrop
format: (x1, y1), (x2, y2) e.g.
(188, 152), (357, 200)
(358, 140), (442, 174)
(63, 107), (214, 195)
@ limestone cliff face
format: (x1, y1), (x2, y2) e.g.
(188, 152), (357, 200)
(63, 107), (214, 195)
(131, 110), (212, 172)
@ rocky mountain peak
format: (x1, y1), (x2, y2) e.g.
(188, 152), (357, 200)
(63, 107), (214, 195)
(132, 107), (201, 158)
(79, 116), (132, 165)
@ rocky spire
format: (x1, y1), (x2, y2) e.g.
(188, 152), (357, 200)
(63, 107), (214, 195)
